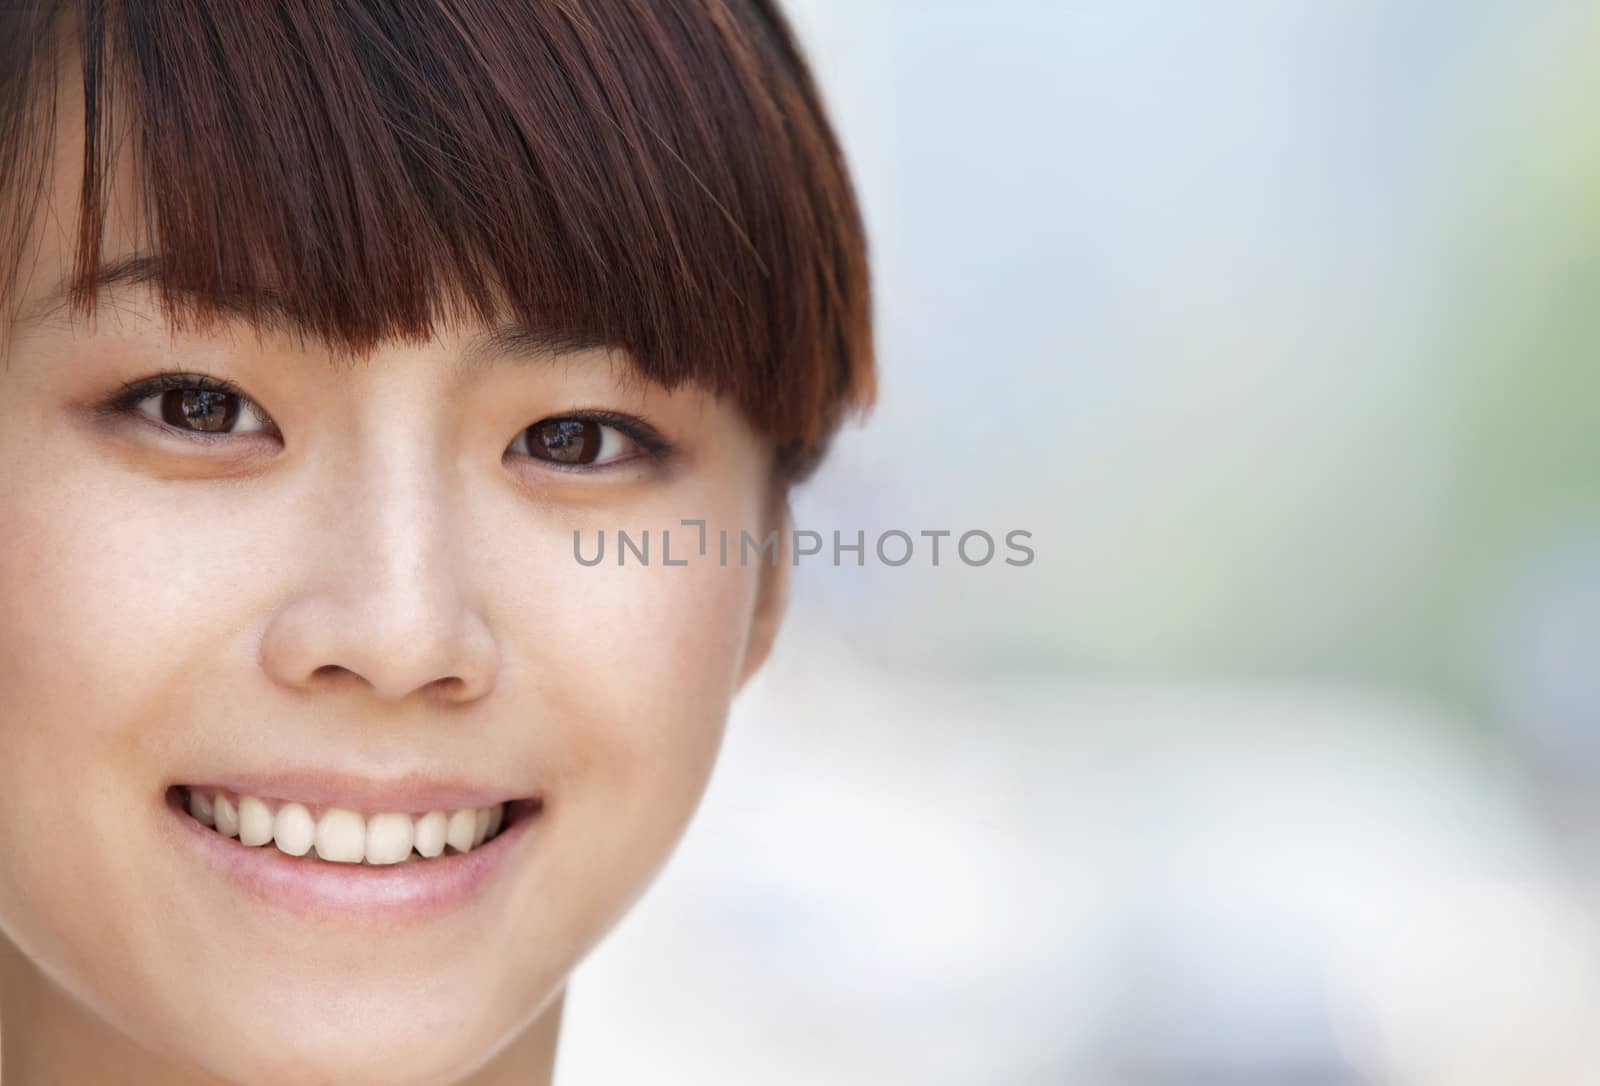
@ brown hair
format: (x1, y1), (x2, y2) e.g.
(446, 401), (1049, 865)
(0, 0), (873, 482)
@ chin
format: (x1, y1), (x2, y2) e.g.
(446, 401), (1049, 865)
(130, 969), (560, 1086)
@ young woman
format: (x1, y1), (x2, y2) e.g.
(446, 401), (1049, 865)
(0, 2), (872, 1083)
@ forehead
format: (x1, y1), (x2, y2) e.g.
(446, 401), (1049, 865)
(4, 38), (624, 371)
(5, 56), (609, 373)
(11, 251), (616, 379)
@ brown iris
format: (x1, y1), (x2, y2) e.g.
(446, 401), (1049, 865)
(526, 418), (603, 464)
(160, 389), (239, 433)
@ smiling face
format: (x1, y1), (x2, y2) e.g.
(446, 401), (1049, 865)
(0, 57), (787, 1086)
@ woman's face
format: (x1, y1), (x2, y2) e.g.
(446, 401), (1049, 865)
(0, 66), (785, 1084)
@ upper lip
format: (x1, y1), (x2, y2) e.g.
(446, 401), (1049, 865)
(171, 767), (528, 814)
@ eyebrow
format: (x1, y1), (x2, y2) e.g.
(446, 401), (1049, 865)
(14, 252), (612, 367)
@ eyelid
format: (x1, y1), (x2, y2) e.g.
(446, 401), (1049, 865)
(560, 410), (674, 458)
(103, 371), (277, 437)
(509, 410), (675, 471)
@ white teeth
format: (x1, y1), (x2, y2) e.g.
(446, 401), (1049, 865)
(185, 791), (507, 862)
(273, 802), (314, 857)
(187, 790), (215, 827)
(414, 811), (448, 858)
(314, 808), (365, 863)
(445, 809), (478, 853)
(238, 796), (274, 846)
(213, 794), (239, 838)
(365, 812), (415, 865)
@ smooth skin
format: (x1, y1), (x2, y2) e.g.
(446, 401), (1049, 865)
(0, 56), (788, 1086)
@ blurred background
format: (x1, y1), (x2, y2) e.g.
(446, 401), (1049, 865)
(559, 3), (1600, 1084)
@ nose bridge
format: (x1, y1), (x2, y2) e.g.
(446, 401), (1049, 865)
(260, 430), (499, 705)
(358, 440), (459, 637)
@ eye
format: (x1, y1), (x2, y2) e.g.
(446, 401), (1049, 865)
(116, 374), (276, 437)
(508, 415), (648, 468)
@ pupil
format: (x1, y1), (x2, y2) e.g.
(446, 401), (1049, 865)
(533, 419), (600, 464)
(164, 389), (238, 433)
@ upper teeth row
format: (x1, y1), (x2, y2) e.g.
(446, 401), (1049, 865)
(185, 789), (505, 864)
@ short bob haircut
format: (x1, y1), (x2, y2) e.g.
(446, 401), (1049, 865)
(0, 0), (874, 483)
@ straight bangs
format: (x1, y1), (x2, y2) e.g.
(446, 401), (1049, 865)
(0, 0), (873, 481)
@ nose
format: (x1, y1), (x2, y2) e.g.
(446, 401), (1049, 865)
(258, 445), (500, 706)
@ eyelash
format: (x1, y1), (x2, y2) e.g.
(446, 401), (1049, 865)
(98, 371), (676, 469)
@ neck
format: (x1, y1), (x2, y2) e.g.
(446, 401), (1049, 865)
(0, 945), (564, 1086)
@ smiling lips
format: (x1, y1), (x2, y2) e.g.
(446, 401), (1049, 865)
(180, 785), (509, 865)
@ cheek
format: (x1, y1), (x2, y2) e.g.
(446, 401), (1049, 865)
(0, 469), (157, 772)
(0, 457), (275, 937)
(493, 523), (764, 926)
(0, 451), (244, 1028)
(527, 542), (758, 790)
(0, 469), (275, 771)
(0, 450), (304, 997)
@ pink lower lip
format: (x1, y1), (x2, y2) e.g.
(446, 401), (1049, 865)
(162, 787), (539, 925)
